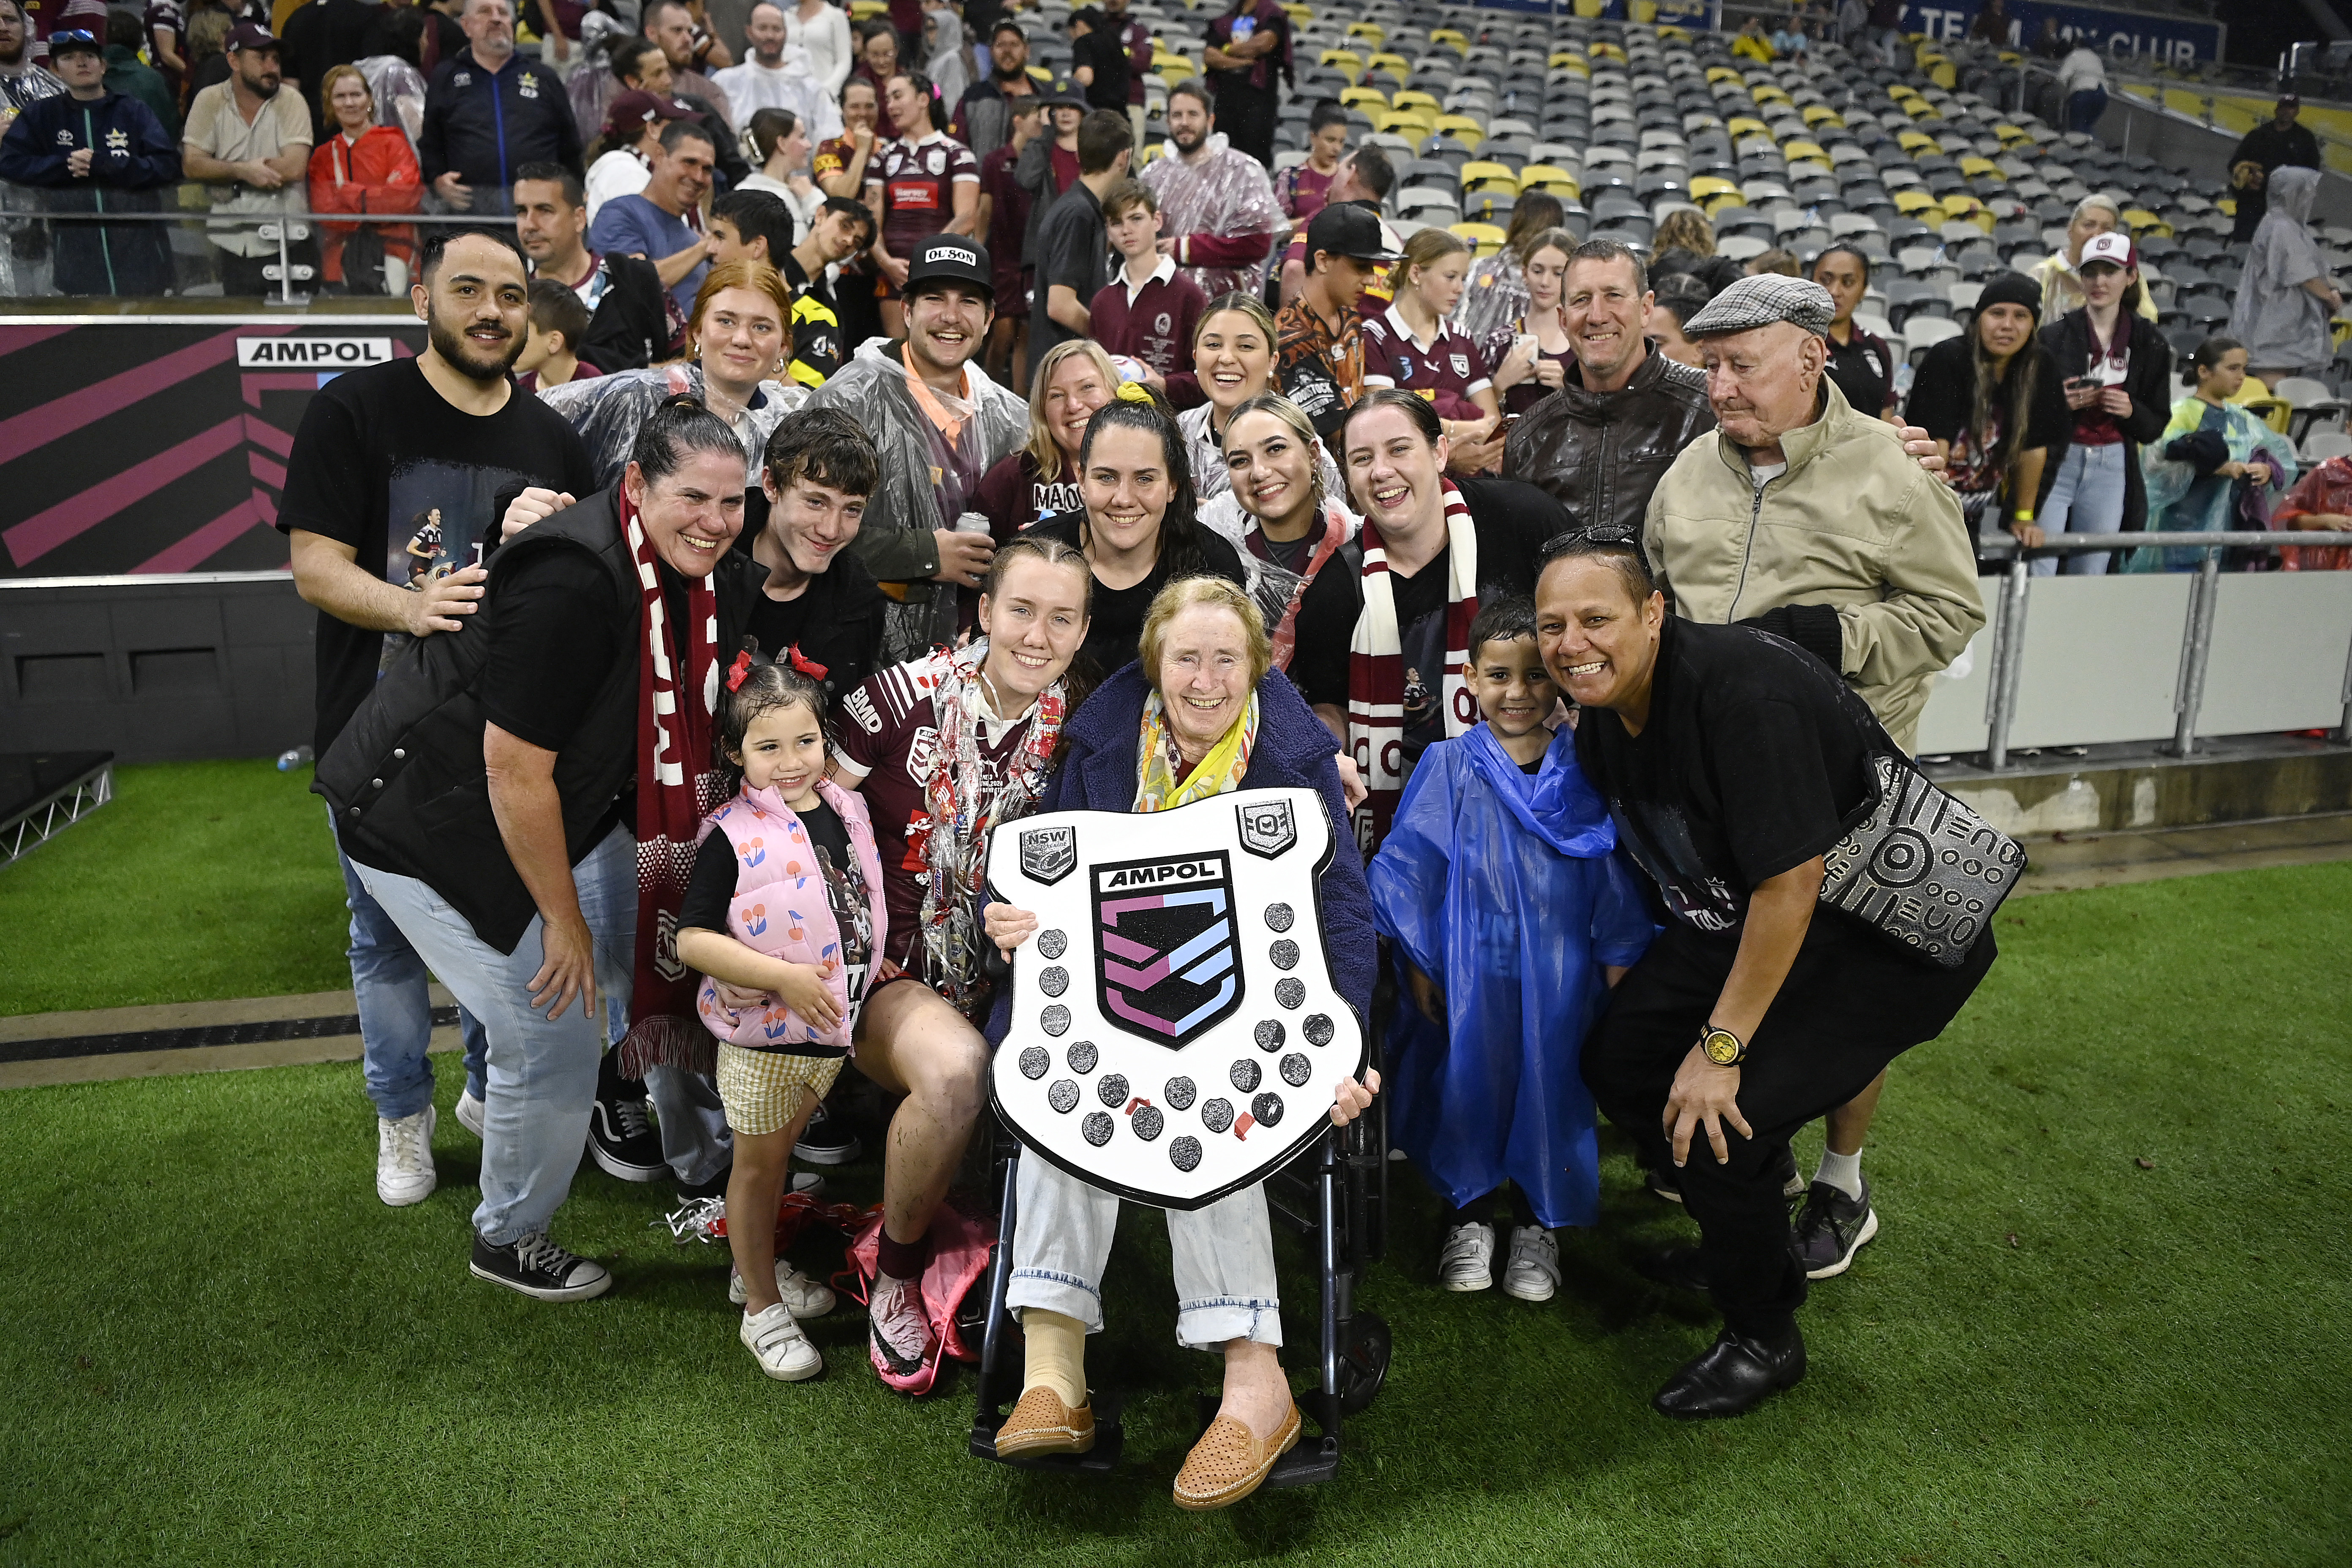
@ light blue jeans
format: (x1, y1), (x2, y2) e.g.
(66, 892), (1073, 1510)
(1007, 1154), (1283, 1351)
(330, 806), (487, 1118)
(2039, 440), (2129, 577)
(353, 825), (636, 1245)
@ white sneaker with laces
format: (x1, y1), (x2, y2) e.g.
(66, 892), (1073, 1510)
(1438, 1221), (1496, 1292)
(729, 1260), (838, 1317)
(1502, 1225), (1560, 1302)
(376, 1106), (437, 1206)
(740, 1303), (823, 1381)
(454, 1089), (485, 1138)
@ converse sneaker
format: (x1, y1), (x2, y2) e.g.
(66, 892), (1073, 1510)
(1793, 1179), (1879, 1279)
(792, 1101), (863, 1165)
(740, 1302), (823, 1381)
(867, 1273), (938, 1383)
(729, 1260), (838, 1317)
(792, 1171), (827, 1200)
(376, 1106), (437, 1207)
(587, 1091), (666, 1182)
(469, 1230), (611, 1301)
(1501, 1225), (1560, 1302)
(454, 1088), (485, 1138)
(1437, 1221), (1496, 1292)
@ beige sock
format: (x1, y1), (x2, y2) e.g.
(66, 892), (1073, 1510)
(1019, 1308), (1088, 1410)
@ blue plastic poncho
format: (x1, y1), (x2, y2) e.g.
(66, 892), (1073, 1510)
(1367, 724), (1656, 1229)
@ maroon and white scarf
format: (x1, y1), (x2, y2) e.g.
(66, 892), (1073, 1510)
(616, 487), (726, 1078)
(1346, 478), (1478, 852)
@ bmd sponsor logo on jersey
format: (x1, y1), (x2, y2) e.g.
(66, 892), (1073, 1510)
(1093, 852), (1241, 1047)
(236, 336), (395, 368)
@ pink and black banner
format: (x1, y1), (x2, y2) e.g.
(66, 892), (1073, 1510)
(0, 318), (430, 580)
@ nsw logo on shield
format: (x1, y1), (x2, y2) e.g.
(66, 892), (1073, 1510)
(1020, 824), (1077, 885)
(1092, 852), (1242, 1047)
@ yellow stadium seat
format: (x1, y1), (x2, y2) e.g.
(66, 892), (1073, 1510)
(2121, 207), (2162, 232)
(1432, 114), (1485, 148)
(1573, 0), (1606, 16)
(1340, 85), (1386, 110)
(1587, 40), (1624, 60)
(2229, 374), (2270, 405)
(1887, 84), (1918, 100)
(1282, 3), (1312, 22)
(1346, 20), (1385, 46)
(1700, 190), (1748, 216)
(1430, 27), (1469, 54)
(1727, 116), (1769, 138)
(1551, 50), (1591, 74)
(1707, 65), (1745, 84)
(1904, 98), (1936, 118)
(1941, 193), (1982, 214)
(1519, 164), (1579, 198)
(1393, 89), (1440, 112)
(1929, 60), (1957, 89)
(1374, 108), (1432, 136)
(1892, 189), (1935, 213)
(1450, 220), (1508, 255)
(2239, 395), (2291, 435)
(1897, 129), (1936, 152)
(1993, 121), (2031, 144)
(1154, 55), (1194, 83)
(1320, 49), (1364, 82)
(1751, 84), (1790, 105)
(1367, 52), (1410, 87)
(1801, 103), (1840, 127)
(1459, 160), (1519, 193)
(1959, 156), (2001, 179)
(1658, 26), (1693, 42)
(1690, 174), (1739, 200)
(1783, 139), (1824, 162)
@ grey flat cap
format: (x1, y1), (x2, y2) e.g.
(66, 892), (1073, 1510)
(1683, 274), (1837, 338)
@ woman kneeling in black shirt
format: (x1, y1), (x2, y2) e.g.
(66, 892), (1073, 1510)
(1536, 532), (1997, 1419)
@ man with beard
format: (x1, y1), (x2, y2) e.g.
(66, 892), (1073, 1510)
(417, 0), (581, 219)
(712, 2), (836, 137)
(513, 161), (676, 374)
(806, 235), (1025, 660)
(0, 0), (64, 115)
(947, 19), (1042, 159)
(1138, 82), (1279, 301)
(180, 24), (312, 295)
(279, 229), (614, 1216)
(644, 0), (736, 131)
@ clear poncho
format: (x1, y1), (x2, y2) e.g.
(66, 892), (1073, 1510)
(1452, 250), (1528, 348)
(2228, 166), (2336, 375)
(540, 362), (808, 491)
(1138, 134), (1285, 299)
(1367, 725), (1655, 1228)
(2132, 395), (2297, 572)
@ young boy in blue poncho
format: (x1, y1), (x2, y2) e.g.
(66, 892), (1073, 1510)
(1367, 597), (1655, 1303)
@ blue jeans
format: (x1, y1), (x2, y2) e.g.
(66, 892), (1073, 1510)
(1007, 1154), (1283, 1351)
(331, 805), (486, 1117)
(353, 826), (637, 1245)
(2041, 441), (2129, 577)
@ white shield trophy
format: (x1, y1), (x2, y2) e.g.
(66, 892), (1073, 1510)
(986, 787), (1365, 1210)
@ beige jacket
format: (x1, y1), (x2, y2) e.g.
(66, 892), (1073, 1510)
(1644, 376), (1983, 751)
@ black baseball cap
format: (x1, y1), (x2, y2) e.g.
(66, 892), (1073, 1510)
(904, 236), (994, 301)
(1305, 202), (1399, 264)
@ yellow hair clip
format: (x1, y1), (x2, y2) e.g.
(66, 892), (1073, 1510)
(1113, 379), (1157, 404)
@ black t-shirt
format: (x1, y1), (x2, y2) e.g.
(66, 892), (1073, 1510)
(1073, 30), (1131, 111)
(735, 554), (887, 706)
(1285, 476), (1573, 715)
(1903, 338), (2071, 495)
(1251, 528), (1315, 574)
(277, 359), (598, 756)
(1573, 617), (1874, 935)
(1029, 180), (1108, 364)
(1026, 510), (1250, 678)
(1824, 327), (1897, 418)
(678, 797), (871, 1054)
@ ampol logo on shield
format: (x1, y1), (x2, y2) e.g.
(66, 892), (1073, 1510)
(1092, 852), (1242, 1047)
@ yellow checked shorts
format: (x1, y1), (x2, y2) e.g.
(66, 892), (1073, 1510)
(714, 1044), (845, 1137)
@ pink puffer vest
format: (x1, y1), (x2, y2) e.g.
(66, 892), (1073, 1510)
(694, 778), (890, 1051)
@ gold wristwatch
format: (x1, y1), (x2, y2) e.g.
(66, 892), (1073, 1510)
(1700, 1026), (1746, 1067)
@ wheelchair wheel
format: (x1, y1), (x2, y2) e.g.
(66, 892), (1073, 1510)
(1336, 1309), (1391, 1416)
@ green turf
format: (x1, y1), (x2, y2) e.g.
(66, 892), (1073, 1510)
(0, 760), (348, 1015)
(2, 863), (2348, 1566)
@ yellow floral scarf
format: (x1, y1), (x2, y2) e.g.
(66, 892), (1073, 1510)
(1134, 688), (1260, 814)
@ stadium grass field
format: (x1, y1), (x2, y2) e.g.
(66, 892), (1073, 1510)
(0, 764), (2348, 1565)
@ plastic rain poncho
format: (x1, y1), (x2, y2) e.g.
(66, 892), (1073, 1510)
(1452, 249), (1527, 348)
(2269, 454), (2352, 572)
(2228, 165), (2336, 375)
(1367, 724), (1655, 1228)
(541, 361), (806, 492)
(2130, 395), (2297, 572)
(1138, 133), (1285, 299)
(805, 336), (1026, 661)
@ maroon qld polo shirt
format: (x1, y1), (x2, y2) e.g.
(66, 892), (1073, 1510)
(1088, 258), (1209, 381)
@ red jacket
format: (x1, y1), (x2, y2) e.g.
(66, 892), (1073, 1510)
(309, 125), (422, 279)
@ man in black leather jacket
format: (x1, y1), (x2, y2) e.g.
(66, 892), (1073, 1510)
(1501, 238), (1715, 538)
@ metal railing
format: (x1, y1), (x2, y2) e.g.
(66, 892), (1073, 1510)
(1971, 531), (2352, 768)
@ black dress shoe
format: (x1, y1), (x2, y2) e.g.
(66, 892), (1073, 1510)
(1651, 1325), (1807, 1419)
(1632, 1245), (1710, 1293)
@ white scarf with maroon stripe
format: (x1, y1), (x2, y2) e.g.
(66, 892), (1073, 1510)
(1346, 479), (1478, 852)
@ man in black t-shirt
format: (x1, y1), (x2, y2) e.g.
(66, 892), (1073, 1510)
(1284, 389), (1571, 848)
(728, 408), (888, 704)
(280, 228), (631, 1213)
(1029, 106), (1130, 364)
(1538, 535), (1994, 1419)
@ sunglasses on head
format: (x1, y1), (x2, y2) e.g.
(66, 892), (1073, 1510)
(51, 28), (98, 45)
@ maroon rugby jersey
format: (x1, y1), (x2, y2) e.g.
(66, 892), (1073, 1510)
(871, 132), (980, 258)
(1359, 304), (1494, 423)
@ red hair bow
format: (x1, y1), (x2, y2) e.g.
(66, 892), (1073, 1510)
(787, 645), (829, 682)
(724, 651), (754, 693)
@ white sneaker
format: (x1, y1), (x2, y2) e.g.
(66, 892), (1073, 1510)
(376, 1106), (437, 1206)
(791, 1171), (826, 1199)
(1502, 1225), (1560, 1302)
(729, 1260), (838, 1317)
(454, 1089), (485, 1138)
(1438, 1221), (1495, 1291)
(741, 1303), (823, 1381)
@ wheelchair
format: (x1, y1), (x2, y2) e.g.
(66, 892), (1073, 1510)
(965, 1097), (1394, 1486)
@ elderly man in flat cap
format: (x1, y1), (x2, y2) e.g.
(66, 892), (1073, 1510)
(1633, 273), (1983, 1286)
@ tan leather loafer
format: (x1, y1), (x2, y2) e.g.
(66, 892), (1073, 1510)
(1172, 1402), (1301, 1511)
(993, 1385), (1096, 1457)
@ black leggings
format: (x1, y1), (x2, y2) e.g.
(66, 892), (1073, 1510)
(1439, 1184), (1540, 1232)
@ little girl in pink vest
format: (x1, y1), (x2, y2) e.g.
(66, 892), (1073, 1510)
(675, 652), (889, 1385)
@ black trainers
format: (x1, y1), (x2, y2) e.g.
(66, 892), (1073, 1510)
(1793, 1179), (1879, 1279)
(1645, 1163), (1683, 1203)
(470, 1230), (612, 1301)
(793, 1100), (863, 1165)
(677, 1162), (734, 1204)
(587, 1092), (666, 1183)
